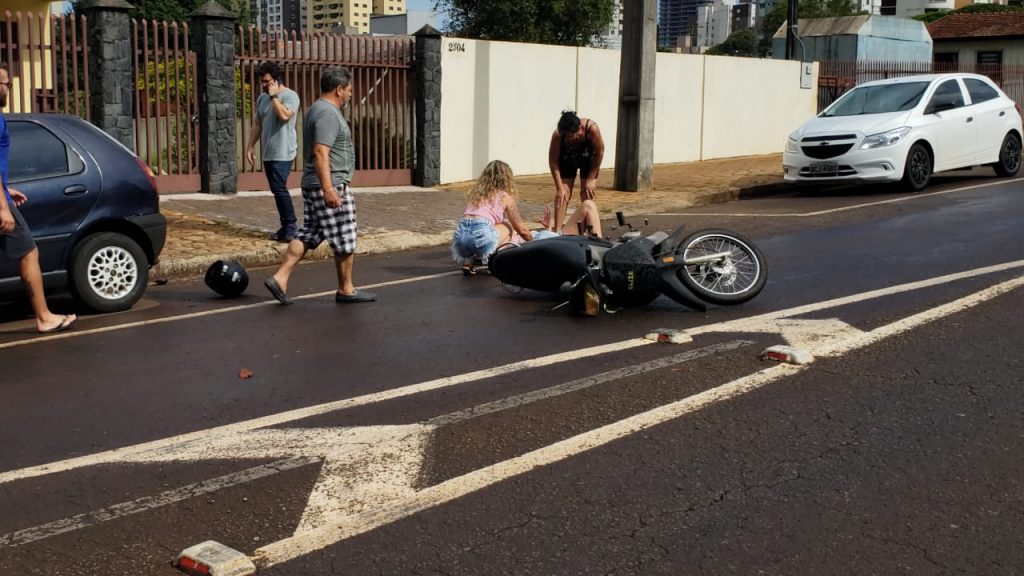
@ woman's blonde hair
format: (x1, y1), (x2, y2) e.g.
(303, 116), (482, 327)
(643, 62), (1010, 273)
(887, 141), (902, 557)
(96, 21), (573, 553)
(466, 160), (517, 205)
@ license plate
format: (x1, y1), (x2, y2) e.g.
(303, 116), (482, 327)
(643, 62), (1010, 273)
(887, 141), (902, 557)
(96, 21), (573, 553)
(809, 162), (838, 176)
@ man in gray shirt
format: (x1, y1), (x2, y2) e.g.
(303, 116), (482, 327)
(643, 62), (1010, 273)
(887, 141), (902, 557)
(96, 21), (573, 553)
(263, 65), (375, 305)
(246, 62), (300, 242)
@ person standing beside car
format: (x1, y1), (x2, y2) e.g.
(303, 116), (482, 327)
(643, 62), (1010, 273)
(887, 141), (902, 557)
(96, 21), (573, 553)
(263, 65), (375, 305)
(0, 63), (75, 333)
(246, 61), (301, 243)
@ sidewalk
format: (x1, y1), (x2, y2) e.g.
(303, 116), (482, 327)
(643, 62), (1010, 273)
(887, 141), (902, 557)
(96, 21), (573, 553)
(155, 153), (785, 280)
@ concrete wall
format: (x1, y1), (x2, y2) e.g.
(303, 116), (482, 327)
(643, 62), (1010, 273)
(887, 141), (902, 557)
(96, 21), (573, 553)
(933, 40), (1024, 66)
(439, 37), (818, 183)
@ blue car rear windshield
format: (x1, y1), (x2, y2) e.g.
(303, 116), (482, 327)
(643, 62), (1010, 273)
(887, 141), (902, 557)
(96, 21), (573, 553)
(822, 82), (930, 116)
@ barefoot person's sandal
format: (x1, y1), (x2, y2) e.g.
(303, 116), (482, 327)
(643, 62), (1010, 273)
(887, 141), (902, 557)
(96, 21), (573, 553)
(39, 315), (75, 334)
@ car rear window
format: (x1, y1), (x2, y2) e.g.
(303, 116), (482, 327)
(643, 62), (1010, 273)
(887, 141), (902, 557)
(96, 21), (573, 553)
(964, 78), (1000, 104)
(822, 82), (930, 117)
(6, 121), (84, 182)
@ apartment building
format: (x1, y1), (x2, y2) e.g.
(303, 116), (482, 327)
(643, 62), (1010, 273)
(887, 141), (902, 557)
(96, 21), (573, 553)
(307, 0), (406, 33)
(252, 0), (303, 32)
(599, 0), (625, 49)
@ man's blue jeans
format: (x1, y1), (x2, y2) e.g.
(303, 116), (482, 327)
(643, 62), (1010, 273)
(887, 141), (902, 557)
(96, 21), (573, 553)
(264, 160), (297, 239)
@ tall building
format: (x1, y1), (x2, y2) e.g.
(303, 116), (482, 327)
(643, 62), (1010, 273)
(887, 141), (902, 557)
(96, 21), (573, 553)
(660, 0), (714, 48)
(307, 0), (406, 33)
(599, 0), (625, 49)
(252, 0), (303, 32)
(659, 0), (687, 47)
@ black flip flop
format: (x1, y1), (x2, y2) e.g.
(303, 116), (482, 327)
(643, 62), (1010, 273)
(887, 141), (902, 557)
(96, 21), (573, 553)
(335, 290), (376, 303)
(264, 278), (293, 305)
(38, 315), (75, 334)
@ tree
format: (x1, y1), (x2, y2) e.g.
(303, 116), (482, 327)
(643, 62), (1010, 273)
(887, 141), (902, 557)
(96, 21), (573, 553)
(707, 29), (758, 57)
(914, 3), (1024, 25)
(436, 0), (616, 47)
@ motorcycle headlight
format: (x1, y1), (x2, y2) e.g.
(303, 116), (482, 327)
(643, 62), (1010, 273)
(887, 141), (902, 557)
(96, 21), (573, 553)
(785, 136), (801, 154)
(860, 127), (912, 150)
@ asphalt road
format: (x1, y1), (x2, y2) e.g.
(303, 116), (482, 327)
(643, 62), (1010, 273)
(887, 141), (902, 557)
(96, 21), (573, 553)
(1, 170), (1022, 575)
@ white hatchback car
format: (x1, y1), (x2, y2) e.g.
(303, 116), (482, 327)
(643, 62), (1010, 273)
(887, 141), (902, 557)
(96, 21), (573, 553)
(784, 73), (1023, 191)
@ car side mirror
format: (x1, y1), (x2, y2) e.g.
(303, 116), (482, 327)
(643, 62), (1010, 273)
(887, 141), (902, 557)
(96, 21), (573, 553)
(927, 96), (957, 114)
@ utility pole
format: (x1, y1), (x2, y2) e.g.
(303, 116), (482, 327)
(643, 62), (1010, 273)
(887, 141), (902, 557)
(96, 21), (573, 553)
(614, 0), (657, 192)
(785, 0), (798, 59)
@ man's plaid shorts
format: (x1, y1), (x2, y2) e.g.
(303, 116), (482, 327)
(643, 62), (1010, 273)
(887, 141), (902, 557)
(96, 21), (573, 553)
(295, 183), (357, 254)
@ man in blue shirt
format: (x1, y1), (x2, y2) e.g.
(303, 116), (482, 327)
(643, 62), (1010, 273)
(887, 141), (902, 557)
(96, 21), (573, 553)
(0, 63), (76, 333)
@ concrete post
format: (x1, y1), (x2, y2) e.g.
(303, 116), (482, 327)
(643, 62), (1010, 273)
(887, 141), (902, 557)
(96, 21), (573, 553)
(614, 0), (657, 192)
(413, 25), (442, 187)
(190, 1), (237, 194)
(82, 0), (135, 152)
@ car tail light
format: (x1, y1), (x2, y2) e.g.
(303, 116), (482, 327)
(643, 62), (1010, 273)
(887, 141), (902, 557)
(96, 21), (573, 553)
(135, 158), (159, 194)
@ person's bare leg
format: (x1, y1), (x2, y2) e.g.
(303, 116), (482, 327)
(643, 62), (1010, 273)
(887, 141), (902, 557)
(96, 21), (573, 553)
(271, 239), (307, 292)
(335, 252), (355, 296)
(22, 248), (75, 332)
(552, 177), (576, 234)
(579, 199), (602, 237)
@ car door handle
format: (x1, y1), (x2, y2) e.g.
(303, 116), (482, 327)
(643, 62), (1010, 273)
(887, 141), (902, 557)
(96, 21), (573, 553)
(63, 185), (88, 196)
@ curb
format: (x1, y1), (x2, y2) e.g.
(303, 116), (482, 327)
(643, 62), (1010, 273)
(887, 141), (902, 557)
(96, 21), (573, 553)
(153, 230), (453, 280)
(153, 181), (787, 281)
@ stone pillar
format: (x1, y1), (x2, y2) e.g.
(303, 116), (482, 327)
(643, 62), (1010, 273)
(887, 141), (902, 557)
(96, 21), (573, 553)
(413, 25), (442, 188)
(614, 0), (657, 192)
(82, 0), (135, 151)
(190, 1), (237, 194)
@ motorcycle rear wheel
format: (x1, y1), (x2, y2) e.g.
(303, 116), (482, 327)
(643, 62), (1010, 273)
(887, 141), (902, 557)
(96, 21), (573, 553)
(675, 229), (766, 305)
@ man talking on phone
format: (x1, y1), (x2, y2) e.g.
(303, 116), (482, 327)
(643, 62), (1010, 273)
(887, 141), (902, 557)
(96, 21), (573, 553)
(246, 62), (301, 242)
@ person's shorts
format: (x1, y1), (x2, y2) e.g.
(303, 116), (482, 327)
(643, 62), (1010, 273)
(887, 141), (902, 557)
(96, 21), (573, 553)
(451, 217), (499, 264)
(295, 184), (357, 255)
(0, 203), (37, 261)
(558, 160), (596, 181)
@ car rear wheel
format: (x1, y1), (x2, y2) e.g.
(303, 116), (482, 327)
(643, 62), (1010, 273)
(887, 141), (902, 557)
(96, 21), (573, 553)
(70, 232), (149, 313)
(901, 143), (932, 192)
(993, 132), (1021, 177)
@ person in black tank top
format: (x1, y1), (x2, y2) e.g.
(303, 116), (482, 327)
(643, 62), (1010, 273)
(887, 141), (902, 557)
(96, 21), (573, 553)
(547, 110), (605, 234)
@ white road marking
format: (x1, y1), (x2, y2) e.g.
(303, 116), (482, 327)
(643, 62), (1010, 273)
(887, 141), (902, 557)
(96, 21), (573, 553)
(0, 341), (748, 547)
(0, 456), (318, 548)
(0, 271), (459, 350)
(255, 272), (1024, 566)
(0, 338), (655, 485)
(659, 177), (1024, 218)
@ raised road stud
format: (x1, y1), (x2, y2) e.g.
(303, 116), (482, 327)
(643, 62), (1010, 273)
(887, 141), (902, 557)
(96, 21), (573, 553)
(644, 329), (693, 344)
(174, 541), (256, 576)
(761, 345), (814, 365)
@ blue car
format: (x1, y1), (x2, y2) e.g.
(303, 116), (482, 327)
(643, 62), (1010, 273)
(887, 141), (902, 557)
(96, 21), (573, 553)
(0, 114), (166, 313)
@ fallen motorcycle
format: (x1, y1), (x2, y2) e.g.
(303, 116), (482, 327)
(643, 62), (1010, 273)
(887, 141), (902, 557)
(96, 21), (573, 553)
(488, 214), (767, 315)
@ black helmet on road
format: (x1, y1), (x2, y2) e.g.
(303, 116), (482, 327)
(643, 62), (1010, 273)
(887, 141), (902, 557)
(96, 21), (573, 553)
(205, 260), (249, 297)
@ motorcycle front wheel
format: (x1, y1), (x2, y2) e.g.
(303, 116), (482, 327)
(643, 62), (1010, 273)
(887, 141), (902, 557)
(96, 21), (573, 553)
(676, 229), (766, 306)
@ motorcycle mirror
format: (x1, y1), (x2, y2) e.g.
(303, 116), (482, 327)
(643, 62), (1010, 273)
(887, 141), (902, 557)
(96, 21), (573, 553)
(615, 211), (625, 226)
(644, 219), (649, 227)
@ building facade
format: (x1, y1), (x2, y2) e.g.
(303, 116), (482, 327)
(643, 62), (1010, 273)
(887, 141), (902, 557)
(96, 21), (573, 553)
(307, 0), (406, 33)
(252, 0), (303, 31)
(599, 0), (625, 49)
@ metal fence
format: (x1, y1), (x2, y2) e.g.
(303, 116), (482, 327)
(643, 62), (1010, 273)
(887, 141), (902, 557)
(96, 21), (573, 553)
(0, 10), (89, 117)
(133, 19), (198, 192)
(236, 29), (415, 188)
(3, 10), (414, 192)
(818, 60), (1024, 112)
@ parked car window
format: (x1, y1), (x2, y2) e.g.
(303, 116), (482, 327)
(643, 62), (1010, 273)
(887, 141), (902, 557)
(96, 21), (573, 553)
(927, 79), (965, 111)
(821, 82), (930, 117)
(964, 78), (1000, 105)
(6, 121), (85, 182)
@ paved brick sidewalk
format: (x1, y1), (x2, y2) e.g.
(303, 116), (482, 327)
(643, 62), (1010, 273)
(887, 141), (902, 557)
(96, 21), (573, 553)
(155, 153), (784, 279)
